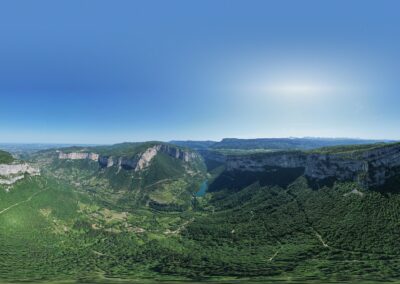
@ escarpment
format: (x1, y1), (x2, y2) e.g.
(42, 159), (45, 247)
(226, 143), (400, 189)
(58, 144), (199, 172)
(58, 152), (99, 161)
(0, 163), (40, 185)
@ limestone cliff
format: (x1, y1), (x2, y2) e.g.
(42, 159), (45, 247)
(0, 163), (40, 185)
(58, 152), (99, 161)
(135, 146), (159, 171)
(226, 144), (400, 188)
(58, 144), (199, 172)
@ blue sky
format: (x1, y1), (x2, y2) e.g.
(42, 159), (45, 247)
(0, 0), (399, 143)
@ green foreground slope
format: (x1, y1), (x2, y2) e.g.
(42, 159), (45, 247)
(3, 174), (400, 282)
(1, 142), (400, 282)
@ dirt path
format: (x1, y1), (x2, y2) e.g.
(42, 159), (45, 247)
(144, 178), (171, 189)
(0, 190), (45, 215)
(165, 218), (195, 235)
(311, 227), (329, 248)
(268, 250), (279, 262)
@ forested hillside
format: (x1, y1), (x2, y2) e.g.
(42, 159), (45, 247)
(1, 142), (400, 282)
(0, 150), (14, 164)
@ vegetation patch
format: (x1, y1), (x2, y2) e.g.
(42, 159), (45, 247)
(0, 150), (14, 164)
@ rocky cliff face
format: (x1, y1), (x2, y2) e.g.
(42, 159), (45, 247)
(58, 152), (99, 161)
(98, 156), (115, 168)
(226, 144), (400, 188)
(0, 163), (40, 185)
(135, 146), (159, 171)
(58, 144), (199, 172)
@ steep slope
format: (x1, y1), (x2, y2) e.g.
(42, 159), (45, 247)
(180, 143), (400, 280)
(172, 138), (397, 179)
(37, 142), (206, 210)
(217, 142), (400, 191)
(182, 177), (400, 281)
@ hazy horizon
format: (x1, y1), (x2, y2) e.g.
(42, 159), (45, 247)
(0, 136), (397, 146)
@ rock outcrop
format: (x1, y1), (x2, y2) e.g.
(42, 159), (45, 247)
(0, 163), (40, 185)
(135, 146), (159, 171)
(226, 144), (400, 188)
(58, 144), (199, 172)
(58, 152), (99, 161)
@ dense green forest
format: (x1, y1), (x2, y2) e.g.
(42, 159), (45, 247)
(2, 143), (400, 283)
(3, 175), (400, 282)
(0, 150), (13, 164)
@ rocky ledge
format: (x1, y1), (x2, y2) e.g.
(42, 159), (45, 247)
(226, 143), (400, 189)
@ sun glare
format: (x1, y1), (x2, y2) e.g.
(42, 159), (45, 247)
(245, 79), (334, 101)
(267, 82), (332, 98)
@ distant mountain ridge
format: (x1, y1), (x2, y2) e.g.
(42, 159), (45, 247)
(171, 137), (396, 151)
